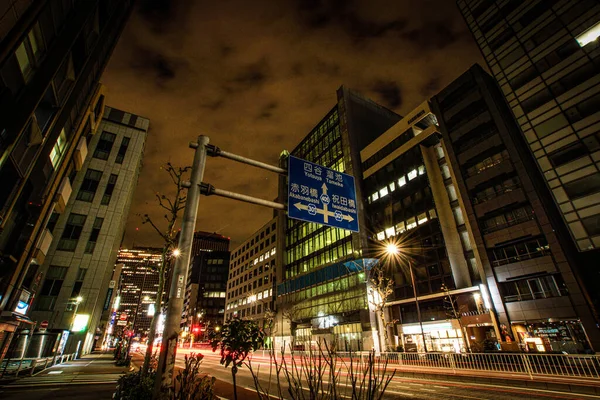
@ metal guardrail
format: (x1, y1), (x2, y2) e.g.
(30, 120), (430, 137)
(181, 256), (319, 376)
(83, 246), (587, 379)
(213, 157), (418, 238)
(0, 353), (76, 378)
(259, 351), (600, 380)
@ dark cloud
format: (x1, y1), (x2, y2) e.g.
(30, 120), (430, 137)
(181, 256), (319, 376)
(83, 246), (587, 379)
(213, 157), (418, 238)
(257, 101), (278, 119)
(420, 77), (442, 97)
(137, 0), (193, 34)
(296, 0), (406, 42)
(341, 15), (406, 42)
(229, 58), (270, 90)
(371, 80), (403, 109)
(130, 46), (182, 84)
(402, 22), (462, 50)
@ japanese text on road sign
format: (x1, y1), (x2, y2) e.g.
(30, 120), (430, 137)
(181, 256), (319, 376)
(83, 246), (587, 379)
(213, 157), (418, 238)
(287, 155), (359, 232)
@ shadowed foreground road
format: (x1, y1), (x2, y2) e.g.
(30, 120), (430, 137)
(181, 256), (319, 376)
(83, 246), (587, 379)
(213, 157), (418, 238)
(181, 347), (600, 400)
(1, 348), (599, 399)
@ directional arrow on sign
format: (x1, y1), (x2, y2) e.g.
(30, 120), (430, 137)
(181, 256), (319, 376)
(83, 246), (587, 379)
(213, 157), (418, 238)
(293, 202), (354, 222)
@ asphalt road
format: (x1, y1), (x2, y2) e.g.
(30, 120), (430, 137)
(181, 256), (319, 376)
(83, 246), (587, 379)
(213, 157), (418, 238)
(1, 348), (598, 400)
(179, 347), (600, 400)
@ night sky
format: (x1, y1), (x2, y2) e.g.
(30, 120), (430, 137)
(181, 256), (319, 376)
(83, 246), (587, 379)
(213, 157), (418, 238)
(101, 0), (484, 249)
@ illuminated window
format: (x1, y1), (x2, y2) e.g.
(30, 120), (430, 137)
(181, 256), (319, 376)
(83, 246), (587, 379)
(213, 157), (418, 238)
(389, 181), (396, 192)
(441, 164), (451, 179)
(406, 217), (417, 230)
(576, 21), (600, 47)
(398, 176), (406, 187)
(376, 231), (385, 241)
(418, 165), (425, 175)
(379, 187), (388, 198)
(50, 129), (67, 168)
(372, 192), (379, 201)
(408, 169), (418, 180)
(395, 221), (405, 234)
(385, 227), (395, 238)
(417, 213), (428, 225)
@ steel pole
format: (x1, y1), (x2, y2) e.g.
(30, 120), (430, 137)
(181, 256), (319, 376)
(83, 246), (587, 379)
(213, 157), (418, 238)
(409, 260), (428, 353)
(153, 136), (209, 399)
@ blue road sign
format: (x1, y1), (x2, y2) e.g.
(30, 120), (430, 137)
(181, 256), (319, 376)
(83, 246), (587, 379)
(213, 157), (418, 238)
(287, 155), (359, 232)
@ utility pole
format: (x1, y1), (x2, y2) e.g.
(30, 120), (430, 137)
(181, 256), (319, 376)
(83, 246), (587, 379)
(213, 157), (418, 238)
(153, 136), (209, 399)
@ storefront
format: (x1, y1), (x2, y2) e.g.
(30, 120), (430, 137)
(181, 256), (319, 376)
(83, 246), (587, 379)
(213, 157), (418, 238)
(333, 323), (362, 351)
(511, 320), (591, 353)
(400, 320), (466, 353)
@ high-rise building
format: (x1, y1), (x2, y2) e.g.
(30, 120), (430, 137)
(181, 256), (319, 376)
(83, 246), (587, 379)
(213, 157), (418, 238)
(275, 86), (401, 351)
(225, 218), (277, 331)
(111, 248), (162, 339)
(458, 0), (600, 331)
(0, 0), (133, 360)
(362, 64), (599, 352)
(457, 1), (600, 247)
(26, 106), (148, 357)
(181, 232), (230, 342)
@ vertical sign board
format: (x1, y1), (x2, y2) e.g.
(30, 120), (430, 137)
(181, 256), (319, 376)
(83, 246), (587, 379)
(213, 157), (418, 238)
(287, 155), (359, 232)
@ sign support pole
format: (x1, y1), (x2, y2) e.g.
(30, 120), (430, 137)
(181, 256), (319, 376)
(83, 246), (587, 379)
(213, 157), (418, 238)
(153, 135), (209, 399)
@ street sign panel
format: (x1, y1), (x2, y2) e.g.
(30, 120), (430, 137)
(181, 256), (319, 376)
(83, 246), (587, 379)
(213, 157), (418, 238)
(288, 155), (359, 232)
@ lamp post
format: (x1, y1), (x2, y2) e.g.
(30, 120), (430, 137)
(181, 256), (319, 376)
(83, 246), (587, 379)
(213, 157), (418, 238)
(71, 296), (83, 358)
(385, 244), (428, 353)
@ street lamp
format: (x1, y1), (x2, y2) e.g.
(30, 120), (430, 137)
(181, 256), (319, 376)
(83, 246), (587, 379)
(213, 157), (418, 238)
(385, 243), (428, 353)
(172, 248), (181, 257)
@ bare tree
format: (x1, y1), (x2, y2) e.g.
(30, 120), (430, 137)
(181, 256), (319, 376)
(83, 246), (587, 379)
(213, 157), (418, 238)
(369, 262), (397, 351)
(140, 162), (190, 377)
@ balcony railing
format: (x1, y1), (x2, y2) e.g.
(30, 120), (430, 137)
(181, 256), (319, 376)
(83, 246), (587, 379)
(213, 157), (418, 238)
(491, 247), (551, 267)
(473, 183), (520, 205)
(504, 288), (569, 303)
(482, 214), (536, 234)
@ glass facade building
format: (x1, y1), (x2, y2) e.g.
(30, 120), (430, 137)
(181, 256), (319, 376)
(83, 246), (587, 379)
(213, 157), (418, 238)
(457, 0), (600, 252)
(275, 86), (401, 351)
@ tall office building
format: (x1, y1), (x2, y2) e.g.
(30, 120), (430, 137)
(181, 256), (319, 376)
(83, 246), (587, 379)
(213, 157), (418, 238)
(457, 2), (600, 250)
(181, 232), (230, 341)
(362, 64), (599, 352)
(111, 248), (162, 339)
(0, 0), (133, 360)
(225, 218), (277, 331)
(27, 106), (149, 357)
(275, 87), (401, 351)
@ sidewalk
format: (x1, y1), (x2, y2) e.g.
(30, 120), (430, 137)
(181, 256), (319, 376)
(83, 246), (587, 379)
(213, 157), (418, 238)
(0, 350), (260, 400)
(0, 351), (130, 400)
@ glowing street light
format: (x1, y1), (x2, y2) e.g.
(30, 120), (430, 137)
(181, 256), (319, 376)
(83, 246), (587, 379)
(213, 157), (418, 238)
(386, 243), (399, 256)
(384, 242), (428, 353)
(172, 248), (181, 257)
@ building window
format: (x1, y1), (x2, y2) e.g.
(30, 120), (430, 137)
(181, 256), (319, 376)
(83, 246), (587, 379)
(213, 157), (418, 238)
(481, 205), (535, 234)
(563, 172), (600, 200)
(101, 174), (118, 205)
(582, 215), (600, 236)
(490, 237), (549, 267)
(57, 213), (86, 251)
(66, 268), (88, 310)
(50, 128), (67, 168)
(93, 131), (116, 160)
(85, 217), (103, 253)
(115, 137), (130, 164)
(77, 169), (103, 202)
(14, 22), (45, 81)
(500, 274), (567, 302)
(36, 266), (68, 310)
